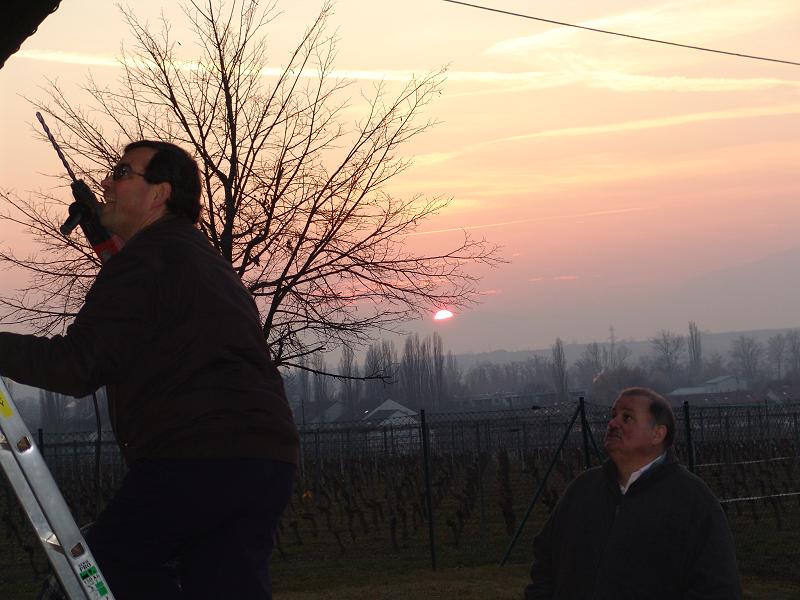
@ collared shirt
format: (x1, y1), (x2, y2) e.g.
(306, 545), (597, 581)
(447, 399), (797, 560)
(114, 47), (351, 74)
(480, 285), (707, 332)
(620, 452), (666, 494)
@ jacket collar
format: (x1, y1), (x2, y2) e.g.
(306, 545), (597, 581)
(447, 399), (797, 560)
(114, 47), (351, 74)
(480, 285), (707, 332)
(602, 448), (679, 495)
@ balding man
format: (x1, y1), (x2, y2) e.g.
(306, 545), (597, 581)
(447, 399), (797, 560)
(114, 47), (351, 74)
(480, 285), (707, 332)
(0, 141), (298, 599)
(525, 387), (741, 600)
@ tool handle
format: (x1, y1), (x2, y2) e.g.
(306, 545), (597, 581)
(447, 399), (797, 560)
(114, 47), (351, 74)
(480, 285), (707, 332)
(35, 112), (77, 182)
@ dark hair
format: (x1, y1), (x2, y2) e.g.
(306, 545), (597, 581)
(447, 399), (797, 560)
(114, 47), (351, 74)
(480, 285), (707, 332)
(124, 140), (202, 223)
(617, 387), (676, 448)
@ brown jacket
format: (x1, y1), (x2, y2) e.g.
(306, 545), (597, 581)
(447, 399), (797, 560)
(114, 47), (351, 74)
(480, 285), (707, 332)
(0, 216), (299, 466)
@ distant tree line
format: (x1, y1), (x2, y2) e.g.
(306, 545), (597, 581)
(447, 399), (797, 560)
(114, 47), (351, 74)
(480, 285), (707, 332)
(12, 323), (800, 430)
(284, 322), (800, 420)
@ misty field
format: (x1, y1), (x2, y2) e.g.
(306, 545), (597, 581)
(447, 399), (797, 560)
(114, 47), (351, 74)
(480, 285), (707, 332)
(2, 402), (799, 597)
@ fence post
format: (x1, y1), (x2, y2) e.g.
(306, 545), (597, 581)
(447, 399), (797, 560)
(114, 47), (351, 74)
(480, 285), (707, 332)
(37, 428), (44, 454)
(699, 409), (705, 444)
(579, 397), (591, 470)
(476, 423), (487, 547)
(501, 401), (583, 566)
(522, 423), (528, 470)
(420, 410), (437, 571)
(724, 415), (731, 462)
(313, 429), (321, 507)
(683, 401), (695, 473)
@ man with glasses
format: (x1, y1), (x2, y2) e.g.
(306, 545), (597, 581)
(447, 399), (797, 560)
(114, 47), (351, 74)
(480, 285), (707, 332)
(524, 387), (741, 600)
(0, 140), (299, 599)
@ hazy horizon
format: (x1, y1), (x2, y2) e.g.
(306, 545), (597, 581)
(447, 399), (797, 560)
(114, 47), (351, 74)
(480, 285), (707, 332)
(1, 0), (798, 354)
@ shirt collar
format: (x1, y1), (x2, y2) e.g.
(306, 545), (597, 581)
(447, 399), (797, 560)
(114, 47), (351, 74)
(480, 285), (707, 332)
(620, 452), (666, 494)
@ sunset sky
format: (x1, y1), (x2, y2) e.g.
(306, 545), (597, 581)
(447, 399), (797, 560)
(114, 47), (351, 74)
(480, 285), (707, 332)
(1, 0), (799, 354)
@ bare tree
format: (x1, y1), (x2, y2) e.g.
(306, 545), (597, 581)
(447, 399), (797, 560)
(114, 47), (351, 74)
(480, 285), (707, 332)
(766, 333), (787, 380)
(399, 333), (434, 409)
(728, 335), (763, 383)
(310, 353), (330, 408)
(649, 329), (685, 381)
(572, 341), (603, 390)
(572, 329), (631, 392)
(430, 332), (445, 409)
(687, 321), (702, 383)
(603, 327), (631, 371)
(786, 330), (800, 378)
(296, 354), (311, 427)
(702, 352), (727, 380)
(551, 337), (568, 402)
(0, 0), (500, 368)
(444, 350), (461, 402)
(591, 364), (653, 405)
(338, 343), (358, 418)
(362, 339), (396, 405)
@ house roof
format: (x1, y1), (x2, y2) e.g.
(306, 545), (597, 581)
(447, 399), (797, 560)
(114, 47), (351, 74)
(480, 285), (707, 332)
(362, 399), (416, 420)
(668, 386), (709, 396)
(364, 409), (409, 423)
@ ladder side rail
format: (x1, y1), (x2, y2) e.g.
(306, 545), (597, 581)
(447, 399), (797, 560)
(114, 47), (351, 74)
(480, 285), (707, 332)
(0, 379), (114, 599)
(0, 437), (87, 598)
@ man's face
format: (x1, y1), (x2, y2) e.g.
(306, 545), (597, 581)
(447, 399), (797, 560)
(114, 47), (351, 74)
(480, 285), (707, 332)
(100, 147), (168, 241)
(604, 394), (665, 462)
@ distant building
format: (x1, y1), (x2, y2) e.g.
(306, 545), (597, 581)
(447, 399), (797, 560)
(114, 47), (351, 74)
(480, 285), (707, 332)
(362, 399), (421, 454)
(669, 376), (749, 398)
(453, 390), (583, 411)
(764, 383), (800, 405)
(362, 399), (417, 425)
(667, 376), (761, 405)
(666, 390), (760, 406)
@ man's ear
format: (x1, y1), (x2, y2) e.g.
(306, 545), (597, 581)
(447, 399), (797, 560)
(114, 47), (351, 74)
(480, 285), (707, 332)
(652, 424), (667, 446)
(153, 181), (172, 208)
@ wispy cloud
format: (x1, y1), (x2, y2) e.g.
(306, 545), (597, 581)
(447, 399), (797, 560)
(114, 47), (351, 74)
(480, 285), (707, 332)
(581, 73), (800, 93)
(17, 49), (799, 99)
(530, 275), (580, 283)
(10, 49), (558, 84)
(485, 0), (796, 64)
(478, 0), (800, 97)
(408, 207), (648, 236)
(16, 49), (119, 67)
(414, 104), (800, 166)
(499, 104), (800, 142)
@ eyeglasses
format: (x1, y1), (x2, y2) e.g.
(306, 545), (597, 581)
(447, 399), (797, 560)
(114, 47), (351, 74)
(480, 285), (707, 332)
(108, 163), (147, 181)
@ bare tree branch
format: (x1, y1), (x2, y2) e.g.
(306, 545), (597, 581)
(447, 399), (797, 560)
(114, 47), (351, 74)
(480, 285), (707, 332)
(0, 0), (503, 367)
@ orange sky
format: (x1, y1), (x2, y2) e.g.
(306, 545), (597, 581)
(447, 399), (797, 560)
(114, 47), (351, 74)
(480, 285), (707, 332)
(1, 0), (799, 352)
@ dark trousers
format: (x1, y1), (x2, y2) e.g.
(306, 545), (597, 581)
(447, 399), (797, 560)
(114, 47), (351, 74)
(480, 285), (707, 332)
(85, 458), (295, 600)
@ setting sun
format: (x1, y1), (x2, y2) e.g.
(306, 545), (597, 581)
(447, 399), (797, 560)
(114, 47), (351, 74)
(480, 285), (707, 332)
(434, 309), (454, 321)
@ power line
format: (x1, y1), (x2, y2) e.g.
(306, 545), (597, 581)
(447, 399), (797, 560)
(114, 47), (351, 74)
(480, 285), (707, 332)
(441, 0), (800, 67)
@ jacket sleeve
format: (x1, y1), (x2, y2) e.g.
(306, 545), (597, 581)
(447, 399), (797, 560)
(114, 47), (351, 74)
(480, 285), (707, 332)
(524, 510), (556, 600)
(684, 502), (742, 600)
(0, 252), (157, 397)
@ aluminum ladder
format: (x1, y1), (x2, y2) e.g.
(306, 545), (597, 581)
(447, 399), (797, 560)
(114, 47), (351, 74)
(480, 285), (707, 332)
(0, 378), (113, 599)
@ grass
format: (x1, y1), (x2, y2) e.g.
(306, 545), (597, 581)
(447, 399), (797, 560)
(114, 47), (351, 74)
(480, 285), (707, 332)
(273, 562), (800, 600)
(3, 533), (799, 599)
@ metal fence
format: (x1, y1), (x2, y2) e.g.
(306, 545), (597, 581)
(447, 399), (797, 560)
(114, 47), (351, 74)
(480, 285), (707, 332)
(2, 400), (799, 596)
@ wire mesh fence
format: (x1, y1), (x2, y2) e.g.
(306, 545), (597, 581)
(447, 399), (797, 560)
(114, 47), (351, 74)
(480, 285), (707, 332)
(2, 400), (799, 596)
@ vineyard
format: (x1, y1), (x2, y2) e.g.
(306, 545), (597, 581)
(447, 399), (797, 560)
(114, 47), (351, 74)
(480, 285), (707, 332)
(2, 401), (799, 596)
